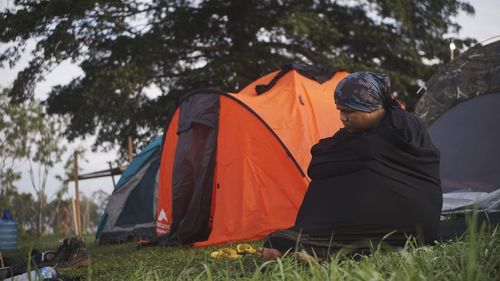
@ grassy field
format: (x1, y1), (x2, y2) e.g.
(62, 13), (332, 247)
(15, 224), (500, 281)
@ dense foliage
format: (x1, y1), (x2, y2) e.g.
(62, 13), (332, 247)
(1, 0), (475, 156)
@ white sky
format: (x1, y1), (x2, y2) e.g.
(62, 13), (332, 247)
(1, 1), (499, 201)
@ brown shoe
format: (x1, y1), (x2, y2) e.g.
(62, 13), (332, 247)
(41, 236), (90, 270)
(54, 246), (91, 272)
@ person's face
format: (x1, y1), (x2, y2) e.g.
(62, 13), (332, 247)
(336, 105), (383, 133)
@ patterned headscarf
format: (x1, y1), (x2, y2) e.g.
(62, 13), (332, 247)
(334, 72), (394, 112)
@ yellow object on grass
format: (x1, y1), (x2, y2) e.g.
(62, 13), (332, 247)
(236, 243), (257, 254)
(210, 247), (242, 259)
(209, 244), (257, 259)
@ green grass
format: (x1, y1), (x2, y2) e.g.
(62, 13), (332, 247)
(15, 225), (500, 281)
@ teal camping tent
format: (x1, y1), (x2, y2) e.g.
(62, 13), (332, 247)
(96, 136), (162, 244)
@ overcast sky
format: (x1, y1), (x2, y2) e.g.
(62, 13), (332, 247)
(1, 1), (499, 200)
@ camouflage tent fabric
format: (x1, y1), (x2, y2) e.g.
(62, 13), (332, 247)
(415, 40), (500, 127)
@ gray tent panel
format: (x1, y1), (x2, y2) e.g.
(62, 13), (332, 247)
(429, 93), (500, 193)
(101, 153), (160, 239)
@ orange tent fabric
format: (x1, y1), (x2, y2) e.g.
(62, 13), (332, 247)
(194, 95), (309, 246)
(233, 70), (348, 175)
(155, 65), (348, 247)
(156, 110), (179, 235)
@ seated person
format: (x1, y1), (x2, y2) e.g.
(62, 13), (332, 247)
(259, 72), (442, 261)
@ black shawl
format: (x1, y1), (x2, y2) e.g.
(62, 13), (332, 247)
(265, 109), (442, 254)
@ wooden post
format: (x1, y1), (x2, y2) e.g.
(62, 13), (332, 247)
(128, 136), (133, 162)
(73, 151), (82, 235)
(71, 199), (79, 235)
(108, 161), (116, 188)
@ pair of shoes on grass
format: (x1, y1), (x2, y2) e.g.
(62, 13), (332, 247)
(210, 244), (257, 259)
(37, 236), (91, 272)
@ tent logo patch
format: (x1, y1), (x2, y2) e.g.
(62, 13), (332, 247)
(158, 209), (168, 223)
(156, 209), (170, 235)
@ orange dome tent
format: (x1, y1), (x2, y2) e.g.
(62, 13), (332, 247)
(155, 64), (348, 247)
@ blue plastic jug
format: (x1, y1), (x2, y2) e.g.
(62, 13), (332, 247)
(0, 209), (17, 251)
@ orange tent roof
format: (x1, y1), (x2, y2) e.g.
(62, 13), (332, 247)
(233, 69), (348, 176)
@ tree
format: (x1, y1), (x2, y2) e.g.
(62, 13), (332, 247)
(55, 151), (105, 234)
(50, 152), (80, 235)
(23, 99), (67, 236)
(0, 0), (476, 155)
(47, 197), (74, 234)
(92, 189), (109, 218)
(80, 193), (103, 233)
(47, 184), (74, 235)
(1, 89), (67, 235)
(0, 89), (33, 195)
